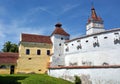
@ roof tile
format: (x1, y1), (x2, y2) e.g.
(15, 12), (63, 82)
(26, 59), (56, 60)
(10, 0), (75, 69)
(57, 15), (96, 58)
(0, 52), (18, 64)
(21, 33), (52, 44)
(51, 23), (70, 36)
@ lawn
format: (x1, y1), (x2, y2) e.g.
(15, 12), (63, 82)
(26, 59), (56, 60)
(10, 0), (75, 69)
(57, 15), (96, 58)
(0, 74), (74, 84)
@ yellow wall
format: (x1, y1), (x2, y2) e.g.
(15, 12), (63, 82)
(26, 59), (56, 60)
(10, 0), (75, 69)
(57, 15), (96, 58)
(17, 42), (52, 74)
(0, 65), (17, 74)
(0, 69), (10, 74)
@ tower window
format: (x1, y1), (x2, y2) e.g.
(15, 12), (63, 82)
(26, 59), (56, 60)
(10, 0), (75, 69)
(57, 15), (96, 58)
(26, 49), (30, 55)
(86, 40), (88, 43)
(37, 50), (41, 55)
(61, 38), (63, 40)
(59, 43), (61, 46)
(47, 50), (50, 55)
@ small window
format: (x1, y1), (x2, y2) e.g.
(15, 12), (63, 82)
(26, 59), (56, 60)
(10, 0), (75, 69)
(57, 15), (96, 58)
(93, 36), (97, 38)
(65, 44), (68, 46)
(65, 47), (69, 52)
(104, 37), (108, 39)
(114, 32), (119, 35)
(28, 58), (32, 60)
(77, 40), (80, 42)
(47, 50), (50, 55)
(26, 49), (30, 55)
(61, 38), (63, 40)
(0, 65), (7, 69)
(37, 50), (41, 55)
(86, 40), (88, 43)
(59, 43), (61, 46)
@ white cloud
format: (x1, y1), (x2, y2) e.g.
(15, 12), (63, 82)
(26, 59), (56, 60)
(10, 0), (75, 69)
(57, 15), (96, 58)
(60, 4), (80, 15)
(63, 4), (79, 12)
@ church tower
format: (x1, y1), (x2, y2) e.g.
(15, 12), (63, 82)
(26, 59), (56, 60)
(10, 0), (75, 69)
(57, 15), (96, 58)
(50, 23), (70, 66)
(86, 6), (105, 35)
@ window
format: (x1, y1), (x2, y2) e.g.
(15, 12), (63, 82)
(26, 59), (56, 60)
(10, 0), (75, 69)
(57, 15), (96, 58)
(104, 36), (108, 39)
(26, 49), (30, 55)
(37, 50), (41, 55)
(0, 65), (7, 69)
(59, 43), (61, 46)
(47, 50), (50, 55)
(114, 32), (120, 44)
(77, 40), (80, 42)
(86, 40), (88, 43)
(28, 58), (32, 60)
(61, 37), (63, 40)
(65, 47), (69, 52)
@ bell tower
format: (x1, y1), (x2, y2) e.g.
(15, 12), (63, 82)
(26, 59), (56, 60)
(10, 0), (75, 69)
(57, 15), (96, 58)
(86, 6), (105, 35)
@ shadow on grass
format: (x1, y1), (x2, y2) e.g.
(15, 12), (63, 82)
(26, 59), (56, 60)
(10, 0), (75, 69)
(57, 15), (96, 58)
(0, 75), (28, 84)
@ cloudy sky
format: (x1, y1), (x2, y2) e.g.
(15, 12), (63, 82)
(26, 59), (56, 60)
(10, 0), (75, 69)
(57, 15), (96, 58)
(0, 0), (120, 50)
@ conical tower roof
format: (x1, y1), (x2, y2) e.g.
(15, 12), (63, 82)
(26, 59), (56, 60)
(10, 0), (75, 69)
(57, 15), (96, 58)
(51, 23), (70, 36)
(87, 6), (103, 23)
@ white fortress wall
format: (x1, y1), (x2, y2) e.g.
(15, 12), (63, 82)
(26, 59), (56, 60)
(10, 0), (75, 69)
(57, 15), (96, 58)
(64, 29), (120, 66)
(48, 67), (120, 84)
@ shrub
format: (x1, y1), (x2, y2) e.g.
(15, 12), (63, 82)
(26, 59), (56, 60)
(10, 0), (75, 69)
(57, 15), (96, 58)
(74, 75), (81, 84)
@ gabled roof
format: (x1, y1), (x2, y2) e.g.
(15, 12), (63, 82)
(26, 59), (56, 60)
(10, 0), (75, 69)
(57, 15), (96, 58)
(21, 33), (52, 44)
(51, 23), (70, 36)
(0, 52), (18, 64)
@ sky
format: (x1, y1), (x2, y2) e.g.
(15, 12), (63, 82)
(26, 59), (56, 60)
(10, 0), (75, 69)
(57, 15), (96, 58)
(0, 0), (120, 50)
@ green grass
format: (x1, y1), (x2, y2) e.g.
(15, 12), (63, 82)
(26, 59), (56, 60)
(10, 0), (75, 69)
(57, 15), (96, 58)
(0, 74), (74, 84)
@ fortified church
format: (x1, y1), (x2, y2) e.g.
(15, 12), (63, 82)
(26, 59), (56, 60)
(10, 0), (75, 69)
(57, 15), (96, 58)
(0, 5), (120, 83)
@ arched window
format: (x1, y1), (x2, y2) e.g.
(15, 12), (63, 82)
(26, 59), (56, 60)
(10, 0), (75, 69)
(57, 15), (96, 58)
(37, 50), (41, 55)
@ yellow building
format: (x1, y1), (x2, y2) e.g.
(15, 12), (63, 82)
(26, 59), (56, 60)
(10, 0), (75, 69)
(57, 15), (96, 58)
(17, 33), (52, 74)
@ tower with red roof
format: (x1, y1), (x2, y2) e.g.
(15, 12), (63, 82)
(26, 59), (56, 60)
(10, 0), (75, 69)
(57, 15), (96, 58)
(86, 6), (105, 35)
(50, 23), (70, 66)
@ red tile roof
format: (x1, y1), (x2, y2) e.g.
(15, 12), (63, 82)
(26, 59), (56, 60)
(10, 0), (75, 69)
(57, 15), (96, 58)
(51, 23), (70, 36)
(88, 6), (103, 23)
(21, 33), (52, 44)
(0, 52), (18, 64)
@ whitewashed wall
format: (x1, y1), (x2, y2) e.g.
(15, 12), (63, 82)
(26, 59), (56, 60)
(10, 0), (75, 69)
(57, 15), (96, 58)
(64, 29), (120, 66)
(51, 34), (69, 66)
(48, 68), (120, 84)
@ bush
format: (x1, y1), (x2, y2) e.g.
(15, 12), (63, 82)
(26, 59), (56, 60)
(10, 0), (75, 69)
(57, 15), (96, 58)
(74, 75), (81, 84)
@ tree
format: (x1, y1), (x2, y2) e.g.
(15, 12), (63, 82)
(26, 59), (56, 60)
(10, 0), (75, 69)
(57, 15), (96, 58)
(2, 41), (18, 53)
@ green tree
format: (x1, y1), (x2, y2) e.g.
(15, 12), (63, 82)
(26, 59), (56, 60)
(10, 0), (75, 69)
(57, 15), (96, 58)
(2, 41), (18, 53)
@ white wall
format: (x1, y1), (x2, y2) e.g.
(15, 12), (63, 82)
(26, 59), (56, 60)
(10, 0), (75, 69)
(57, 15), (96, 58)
(48, 68), (120, 84)
(51, 34), (69, 66)
(64, 30), (120, 66)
